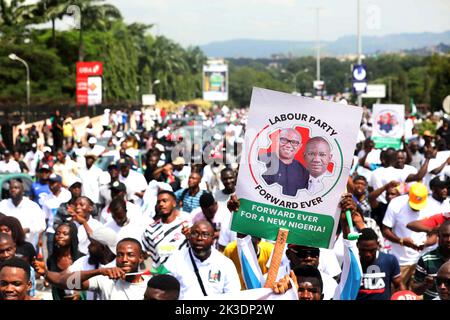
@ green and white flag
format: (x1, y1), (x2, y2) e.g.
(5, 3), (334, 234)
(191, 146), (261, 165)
(410, 98), (417, 116)
(371, 104), (405, 150)
(231, 88), (363, 249)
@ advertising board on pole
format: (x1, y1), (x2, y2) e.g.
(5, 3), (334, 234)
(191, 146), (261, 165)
(203, 61), (228, 101)
(76, 61), (103, 106)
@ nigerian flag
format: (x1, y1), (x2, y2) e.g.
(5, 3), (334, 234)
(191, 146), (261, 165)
(410, 98), (417, 116)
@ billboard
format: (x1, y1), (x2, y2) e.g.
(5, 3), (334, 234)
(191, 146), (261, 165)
(76, 61), (103, 106)
(203, 62), (228, 101)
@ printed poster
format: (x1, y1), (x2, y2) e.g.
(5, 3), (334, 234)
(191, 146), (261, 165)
(371, 104), (405, 150)
(231, 88), (363, 249)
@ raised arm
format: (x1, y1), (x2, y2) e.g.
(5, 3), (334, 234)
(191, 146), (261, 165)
(368, 180), (399, 208)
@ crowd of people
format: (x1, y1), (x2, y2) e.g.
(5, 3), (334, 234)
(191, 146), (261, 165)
(0, 104), (449, 301)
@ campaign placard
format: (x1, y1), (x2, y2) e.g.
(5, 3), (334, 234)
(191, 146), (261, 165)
(231, 88), (363, 248)
(371, 104), (405, 149)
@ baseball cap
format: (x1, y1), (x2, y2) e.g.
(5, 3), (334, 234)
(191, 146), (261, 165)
(429, 175), (449, 190)
(408, 182), (428, 211)
(49, 174), (62, 183)
(107, 162), (118, 170)
(172, 157), (185, 166)
(31, 143), (37, 148)
(68, 177), (82, 189)
(88, 137), (97, 144)
(390, 290), (419, 300)
(117, 158), (131, 167)
(90, 227), (117, 255)
(43, 146), (52, 153)
(38, 164), (51, 172)
(3, 150), (11, 156)
(110, 181), (126, 192)
(116, 131), (124, 139)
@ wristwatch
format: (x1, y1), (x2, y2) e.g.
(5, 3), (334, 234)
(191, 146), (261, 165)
(399, 238), (404, 246)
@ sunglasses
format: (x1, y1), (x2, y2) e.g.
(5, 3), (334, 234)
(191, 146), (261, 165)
(435, 277), (450, 287)
(190, 231), (213, 239)
(289, 248), (319, 259)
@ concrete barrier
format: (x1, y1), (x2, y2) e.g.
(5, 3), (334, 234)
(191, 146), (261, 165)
(13, 115), (104, 150)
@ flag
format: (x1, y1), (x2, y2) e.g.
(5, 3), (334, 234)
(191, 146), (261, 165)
(237, 236), (265, 289)
(334, 239), (362, 300)
(410, 98), (417, 116)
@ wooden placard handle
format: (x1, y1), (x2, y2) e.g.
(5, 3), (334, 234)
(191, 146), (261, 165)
(264, 228), (289, 288)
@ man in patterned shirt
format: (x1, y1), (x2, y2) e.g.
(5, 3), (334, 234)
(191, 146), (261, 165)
(411, 221), (450, 300)
(141, 191), (191, 268)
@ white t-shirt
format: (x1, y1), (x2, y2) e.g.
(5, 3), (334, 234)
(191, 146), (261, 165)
(213, 189), (234, 207)
(202, 164), (225, 193)
(100, 201), (144, 225)
(75, 217), (104, 255)
(318, 248), (342, 278)
(141, 213), (192, 268)
(0, 197), (46, 248)
(164, 246), (241, 300)
(68, 256), (111, 300)
(120, 170), (148, 207)
(420, 195), (450, 216)
(104, 219), (148, 245)
(356, 149), (382, 182)
(174, 166), (191, 189)
(42, 189), (72, 233)
(0, 160), (21, 173)
(191, 203), (231, 227)
(382, 195), (432, 265)
(24, 150), (44, 176)
(369, 166), (411, 204)
(218, 214), (237, 248)
(88, 274), (150, 300)
(79, 165), (103, 204)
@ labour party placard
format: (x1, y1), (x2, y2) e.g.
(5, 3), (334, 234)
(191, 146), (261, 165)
(231, 88), (363, 248)
(371, 104), (405, 150)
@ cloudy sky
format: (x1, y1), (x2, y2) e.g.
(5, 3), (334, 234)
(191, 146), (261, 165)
(28, 0), (450, 47)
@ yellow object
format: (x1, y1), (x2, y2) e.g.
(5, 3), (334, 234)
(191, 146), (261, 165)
(223, 240), (274, 290)
(408, 182), (428, 210)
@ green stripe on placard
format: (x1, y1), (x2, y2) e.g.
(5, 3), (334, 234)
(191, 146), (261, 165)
(373, 137), (402, 150)
(231, 198), (335, 248)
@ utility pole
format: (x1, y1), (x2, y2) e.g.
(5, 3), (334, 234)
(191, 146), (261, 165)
(310, 7), (324, 82)
(357, 0), (363, 108)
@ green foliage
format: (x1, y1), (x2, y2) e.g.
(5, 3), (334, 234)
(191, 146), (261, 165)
(1, 0), (449, 109)
(416, 120), (437, 136)
(0, 0), (206, 105)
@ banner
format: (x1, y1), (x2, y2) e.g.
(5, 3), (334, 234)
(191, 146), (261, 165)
(231, 88), (362, 249)
(76, 61), (103, 106)
(371, 104), (405, 149)
(203, 62), (228, 101)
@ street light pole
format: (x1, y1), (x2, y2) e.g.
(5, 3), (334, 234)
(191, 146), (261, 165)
(315, 7), (322, 82)
(149, 79), (161, 94)
(357, 0), (363, 108)
(9, 53), (30, 106)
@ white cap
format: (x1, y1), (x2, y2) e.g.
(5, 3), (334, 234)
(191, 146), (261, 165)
(43, 146), (52, 153)
(116, 131), (124, 139)
(90, 227), (117, 255)
(88, 137), (97, 144)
